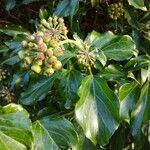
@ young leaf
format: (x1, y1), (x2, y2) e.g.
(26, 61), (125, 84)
(0, 103), (32, 149)
(75, 75), (120, 145)
(32, 121), (59, 150)
(131, 80), (150, 137)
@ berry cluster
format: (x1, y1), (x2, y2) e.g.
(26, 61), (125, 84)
(18, 16), (67, 76)
(0, 68), (10, 81)
(0, 86), (15, 102)
(108, 2), (124, 20)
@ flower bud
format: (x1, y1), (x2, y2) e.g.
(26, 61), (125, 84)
(24, 57), (32, 65)
(54, 61), (62, 70)
(31, 64), (41, 73)
(35, 36), (43, 45)
(21, 40), (28, 47)
(18, 50), (25, 59)
(36, 60), (43, 66)
(44, 68), (54, 76)
(37, 52), (45, 60)
(28, 42), (34, 48)
(27, 35), (35, 41)
(38, 43), (47, 52)
(54, 48), (63, 57)
(50, 56), (57, 65)
(46, 49), (53, 57)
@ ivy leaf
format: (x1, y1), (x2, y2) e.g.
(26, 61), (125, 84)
(4, 0), (16, 11)
(93, 31), (137, 61)
(54, 0), (79, 17)
(39, 116), (79, 149)
(128, 0), (147, 11)
(32, 121), (59, 150)
(20, 75), (56, 105)
(131, 80), (150, 137)
(119, 82), (140, 121)
(100, 65), (126, 81)
(0, 25), (29, 36)
(0, 103), (32, 149)
(59, 69), (83, 109)
(75, 75), (120, 145)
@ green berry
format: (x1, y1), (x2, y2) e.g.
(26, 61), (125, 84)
(46, 49), (53, 57)
(27, 35), (35, 41)
(24, 57), (32, 65)
(18, 51), (25, 59)
(54, 61), (62, 70)
(50, 56), (57, 65)
(54, 48), (63, 57)
(21, 40), (28, 47)
(31, 64), (41, 73)
(44, 68), (54, 76)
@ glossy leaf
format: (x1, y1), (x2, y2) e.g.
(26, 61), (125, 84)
(20, 75), (56, 105)
(59, 69), (83, 109)
(128, 0), (147, 11)
(119, 82), (140, 121)
(32, 121), (59, 150)
(0, 103), (32, 149)
(93, 31), (137, 61)
(100, 65), (126, 81)
(0, 25), (29, 36)
(75, 75), (120, 145)
(54, 0), (79, 17)
(39, 116), (79, 149)
(131, 80), (150, 137)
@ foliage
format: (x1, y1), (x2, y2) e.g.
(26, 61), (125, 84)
(0, 0), (150, 149)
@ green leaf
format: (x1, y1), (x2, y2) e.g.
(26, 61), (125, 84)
(100, 65), (126, 81)
(0, 103), (32, 149)
(75, 75), (120, 145)
(5, 0), (16, 11)
(1, 55), (20, 65)
(124, 55), (150, 71)
(32, 121), (59, 150)
(0, 45), (9, 53)
(0, 25), (29, 36)
(22, 0), (40, 5)
(39, 116), (79, 149)
(128, 0), (147, 11)
(93, 31), (137, 61)
(20, 75), (56, 105)
(59, 69), (83, 109)
(131, 80), (150, 137)
(119, 82), (140, 121)
(54, 0), (79, 17)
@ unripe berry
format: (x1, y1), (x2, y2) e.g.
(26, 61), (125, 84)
(18, 50), (25, 59)
(46, 49), (53, 57)
(38, 43), (47, 52)
(28, 42), (34, 48)
(24, 57), (32, 65)
(35, 36), (43, 45)
(31, 64), (41, 73)
(21, 40), (28, 47)
(50, 56), (57, 65)
(44, 68), (54, 76)
(37, 52), (45, 60)
(27, 35), (35, 41)
(54, 61), (62, 70)
(36, 60), (43, 66)
(54, 48), (63, 57)
(37, 31), (44, 37)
